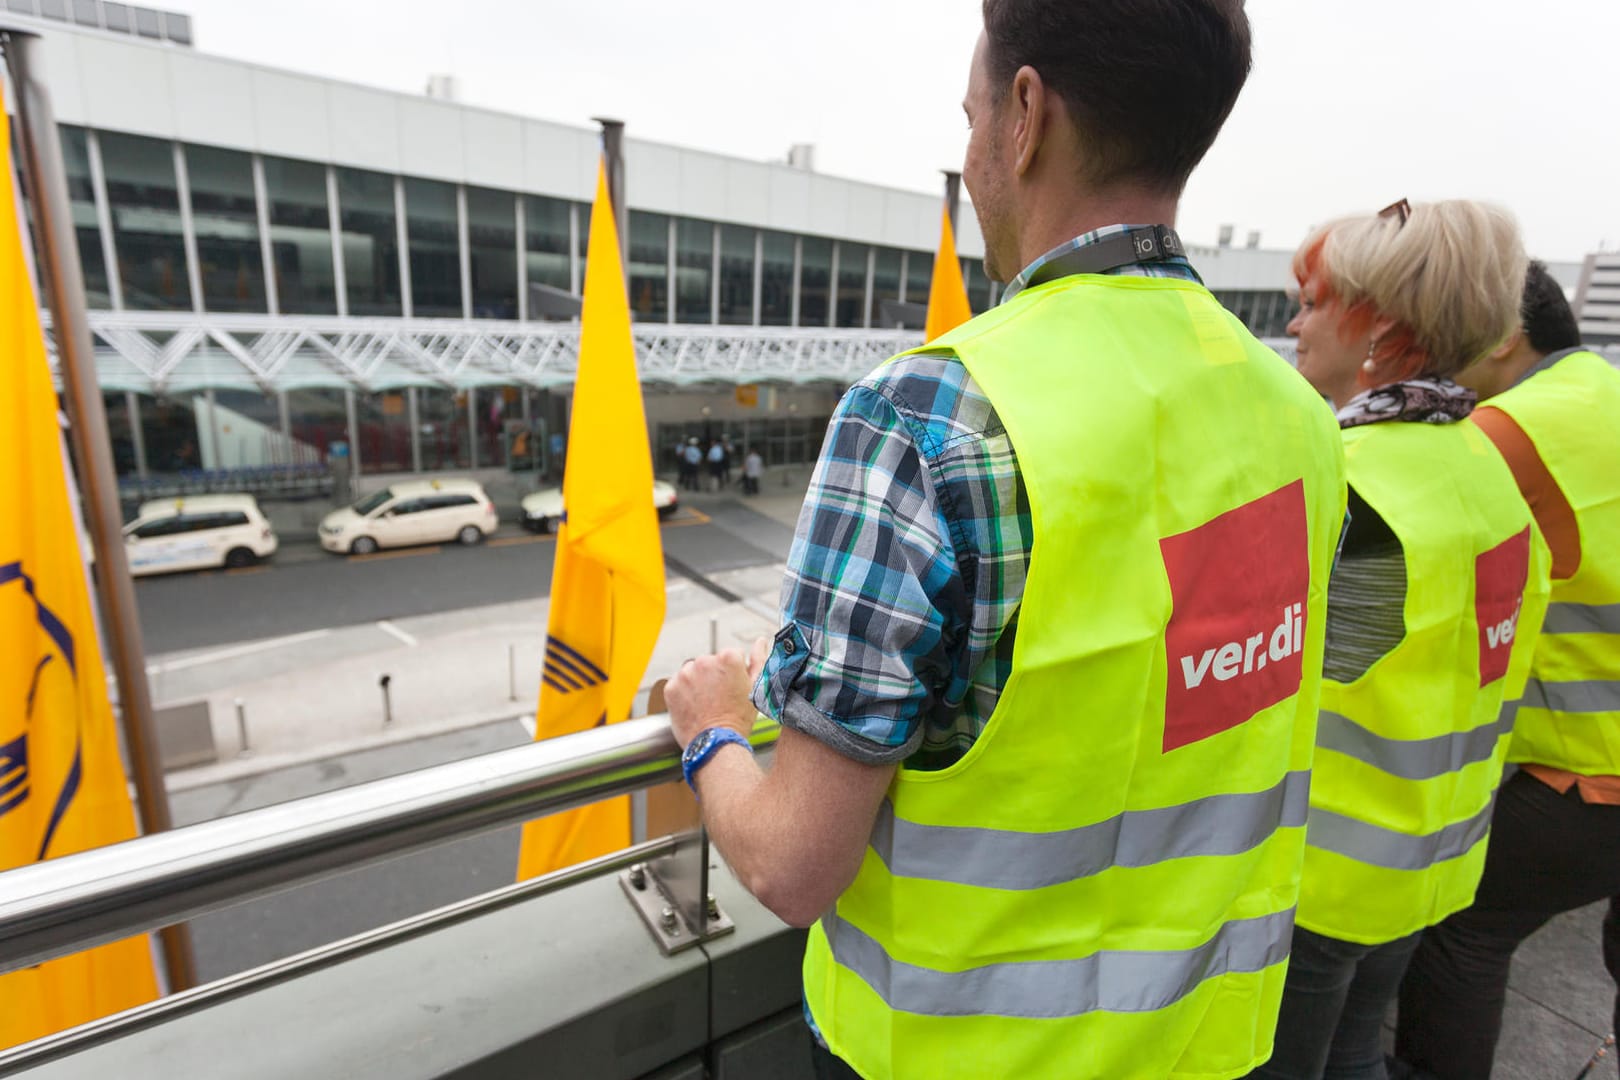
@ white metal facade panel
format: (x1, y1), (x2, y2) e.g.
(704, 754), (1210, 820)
(396, 96), (466, 182)
(765, 167), (813, 235)
(521, 119), (594, 201)
(168, 52), (257, 148)
(326, 84), (402, 173)
(69, 33), (176, 136)
(249, 67), (333, 161)
(460, 109), (525, 191)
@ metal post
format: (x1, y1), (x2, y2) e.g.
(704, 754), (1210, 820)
(84, 128), (123, 310)
(325, 165), (348, 317)
(394, 175), (413, 318)
(407, 386), (422, 474)
(514, 193), (528, 321)
(455, 183), (471, 320)
(709, 617), (718, 655)
(379, 674), (393, 726)
(126, 389), (149, 479)
(942, 170), (962, 234)
(508, 644), (517, 702)
(251, 153), (279, 316)
(0, 27), (197, 992)
(234, 698), (250, 757)
(172, 141), (204, 314)
(592, 117), (627, 269)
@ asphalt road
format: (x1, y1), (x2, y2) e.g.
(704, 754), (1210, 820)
(135, 502), (795, 655)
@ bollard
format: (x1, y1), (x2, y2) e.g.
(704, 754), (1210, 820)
(234, 697), (251, 758)
(709, 617), (718, 655)
(508, 644), (517, 702)
(379, 674), (393, 727)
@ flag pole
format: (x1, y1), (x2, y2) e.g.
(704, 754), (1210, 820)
(591, 117), (627, 267)
(1, 26), (196, 992)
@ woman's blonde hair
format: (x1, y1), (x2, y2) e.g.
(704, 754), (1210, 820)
(1292, 200), (1527, 380)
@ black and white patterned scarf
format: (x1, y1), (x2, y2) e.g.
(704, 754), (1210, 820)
(1335, 378), (1477, 430)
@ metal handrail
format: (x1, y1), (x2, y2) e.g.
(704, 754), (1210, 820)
(0, 714), (779, 976)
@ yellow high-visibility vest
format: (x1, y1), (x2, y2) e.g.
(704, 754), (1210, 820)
(803, 273), (1347, 1080)
(1493, 351), (1620, 775)
(1299, 421), (1550, 945)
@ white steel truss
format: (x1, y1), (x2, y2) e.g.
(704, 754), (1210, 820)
(41, 312), (930, 395)
(42, 311), (1620, 395)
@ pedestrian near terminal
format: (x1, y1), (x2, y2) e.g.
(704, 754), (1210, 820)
(706, 439), (725, 491)
(1251, 200), (1551, 1080)
(679, 436), (702, 492)
(742, 446), (763, 496)
(663, 2), (1348, 1077)
(1394, 263), (1620, 1080)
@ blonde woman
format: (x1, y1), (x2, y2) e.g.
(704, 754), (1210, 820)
(1253, 201), (1552, 1079)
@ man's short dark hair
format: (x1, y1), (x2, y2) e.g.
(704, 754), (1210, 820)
(981, 0), (1252, 194)
(1520, 260), (1581, 354)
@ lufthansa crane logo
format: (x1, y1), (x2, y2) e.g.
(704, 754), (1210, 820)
(1, 561), (85, 860)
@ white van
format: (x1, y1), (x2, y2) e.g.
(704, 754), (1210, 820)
(122, 494), (279, 576)
(319, 478), (498, 555)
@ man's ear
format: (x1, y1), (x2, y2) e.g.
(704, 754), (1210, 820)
(1486, 328), (1523, 364)
(1010, 64), (1047, 177)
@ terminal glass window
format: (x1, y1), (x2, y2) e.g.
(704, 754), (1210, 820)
(964, 258), (992, 315)
(523, 194), (571, 297)
(336, 167), (401, 316)
(211, 389), (286, 468)
(404, 178), (462, 318)
(759, 231), (794, 326)
(263, 156), (337, 315)
(718, 225), (755, 325)
(835, 242), (869, 328)
(871, 247), (902, 327)
(905, 249), (933, 307)
(355, 390), (413, 474)
(185, 145), (267, 313)
(466, 186), (517, 319)
(99, 131), (191, 310)
(285, 388), (348, 464)
(417, 388), (472, 470)
(675, 218), (713, 324)
(576, 202), (591, 288)
(628, 211), (669, 322)
(58, 127), (111, 308)
(798, 236), (831, 327)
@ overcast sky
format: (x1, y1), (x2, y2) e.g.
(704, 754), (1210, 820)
(173, 0), (1619, 263)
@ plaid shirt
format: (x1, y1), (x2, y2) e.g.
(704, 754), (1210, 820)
(752, 226), (1200, 769)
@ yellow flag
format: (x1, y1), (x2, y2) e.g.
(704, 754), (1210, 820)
(924, 205), (974, 342)
(516, 159), (666, 879)
(0, 91), (160, 1050)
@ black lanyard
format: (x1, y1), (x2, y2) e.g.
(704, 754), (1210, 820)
(1024, 225), (1187, 289)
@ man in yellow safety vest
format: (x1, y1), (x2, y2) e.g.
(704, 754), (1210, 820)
(665, 2), (1347, 1077)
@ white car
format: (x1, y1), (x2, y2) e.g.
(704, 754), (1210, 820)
(520, 479), (678, 534)
(319, 478), (497, 555)
(122, 494), (279, 576)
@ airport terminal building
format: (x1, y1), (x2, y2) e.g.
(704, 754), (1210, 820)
(1, 2), (1589, 486)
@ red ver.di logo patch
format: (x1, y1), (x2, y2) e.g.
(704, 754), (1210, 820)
(1475, 527), (1531, 687)
(1159, 480), (1311, 752)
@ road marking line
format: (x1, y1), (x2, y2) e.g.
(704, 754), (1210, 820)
(146, 628), (333, 674)
(350, 546), (442, 563)
(375, 620), (418, 647)
(488, 534), (552, 548)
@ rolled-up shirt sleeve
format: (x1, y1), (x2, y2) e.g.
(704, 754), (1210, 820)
(751, 381), (962, 766)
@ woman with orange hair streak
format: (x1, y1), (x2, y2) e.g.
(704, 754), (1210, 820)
(1250, 201), (1552, 1079)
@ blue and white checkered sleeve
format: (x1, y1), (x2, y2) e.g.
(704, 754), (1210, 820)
(750, 382), (962, 765)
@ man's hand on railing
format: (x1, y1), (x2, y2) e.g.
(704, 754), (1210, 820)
(666, 637), (770, 751)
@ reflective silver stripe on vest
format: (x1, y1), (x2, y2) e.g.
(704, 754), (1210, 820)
(1307, 797), (1494, 872)
(1542, 602), (1620, 635)
(870, 771), (1309, 891)
(1521, 678), (1620, 714)
(1315, 706), (1517, 782)
(821, 906), (1295, 1019)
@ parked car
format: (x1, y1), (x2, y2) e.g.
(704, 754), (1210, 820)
(122, 494), (278, 576)
(319, 478), (497, 555)
(520, 480), (678, 534)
